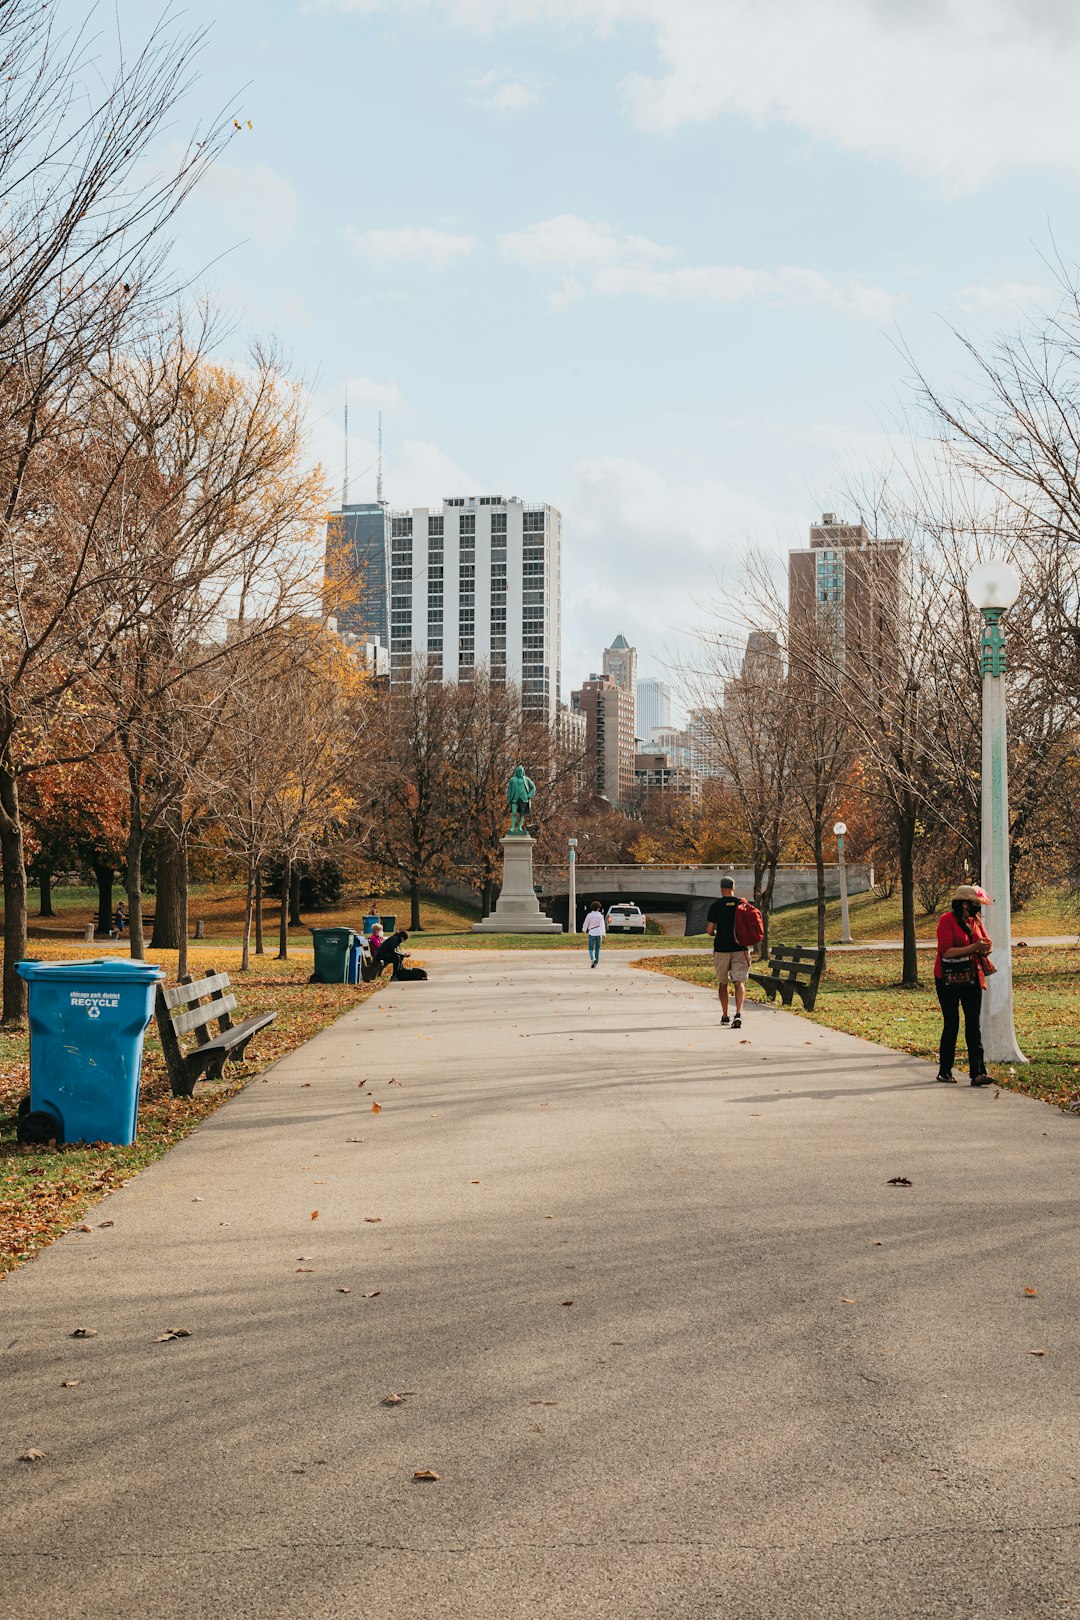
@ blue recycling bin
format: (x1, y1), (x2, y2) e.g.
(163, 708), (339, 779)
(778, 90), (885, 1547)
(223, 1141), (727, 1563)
(16, 957), (164, 1146)
(362, 913), (379, 935)
(347, 938), (365, 985)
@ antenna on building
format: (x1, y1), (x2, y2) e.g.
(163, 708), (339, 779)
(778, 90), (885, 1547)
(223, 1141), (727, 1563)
(377, 410), (384, 504)
(342, 385), (349, 507)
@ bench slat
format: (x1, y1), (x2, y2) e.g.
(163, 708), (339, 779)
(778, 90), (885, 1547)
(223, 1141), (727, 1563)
(161, 972), (231, 1010)
(170, 994), (238, 1036)
(195, 1011), (277, 1056)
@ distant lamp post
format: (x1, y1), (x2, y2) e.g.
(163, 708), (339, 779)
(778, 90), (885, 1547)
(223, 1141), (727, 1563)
(568, 838), (578, 935)
(833, 822), (852, 944)
(965, 560), (1027, 1064)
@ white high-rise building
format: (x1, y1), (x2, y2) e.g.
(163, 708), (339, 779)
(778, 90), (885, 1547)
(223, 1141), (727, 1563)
(636, 677), (671, 744)
(388, 495), (562, 720)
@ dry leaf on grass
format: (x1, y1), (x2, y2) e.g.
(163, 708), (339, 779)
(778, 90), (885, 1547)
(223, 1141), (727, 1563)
(337, 1287), (352, 1294)
(1023, 1286), (1039, 1298)
(887, 1177), (912, 1187)
(413, 1469), (440, 1481)
(18, 1449), (45, 1462)
(841, 1297), (856, 1305)
(60, 1379), (80, 1388)
(70, 1327), (97, 1339)
(559, 1299), (574, 1307)
(154, 1328), (192, 1343)
(1029, 1348), (1047, 1356)
(362, 1290), (381, 1298)
(382, 1393), (406, 1406)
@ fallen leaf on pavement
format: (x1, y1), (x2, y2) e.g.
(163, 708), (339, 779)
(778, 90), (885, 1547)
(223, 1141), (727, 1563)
(18, 1449), (45, 1462)
(870, 1240), (883, 1246)
(559, 1299), (574, 1307)
(371, 1102), (382, 1114)
(345, 1138), (365, 1143)
(1028, 1348), (1047, 1356)
(301, 1083), (311, 1088)
(296, 1267), (314, 1273)
(362, 1290), (381, 1298)
(98, 1220), (114, 1228)
(471, 1179), (480, 1185)
(739, 1039), (751, 1045)
(365, 1217), (382, 1223)
(70, 1328), (97, 1338)
(841, 1297), (856, 1305)
(61, 1379), (80, 1388)
(154, 1328), (192, 1343)
(382, 1393), (406, 1405)
(311, 1210), (319, 1220)
(887, 1177), (912, 1187)
(413, 1469), (440, 1481)
(337, 1287), (352, 1294)
(1023, 1286), (1039, 1297)
(77, 1224), (92, 1232)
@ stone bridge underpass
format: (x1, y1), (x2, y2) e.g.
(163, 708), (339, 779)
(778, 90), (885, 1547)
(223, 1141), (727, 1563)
(535, 863), (873, 934)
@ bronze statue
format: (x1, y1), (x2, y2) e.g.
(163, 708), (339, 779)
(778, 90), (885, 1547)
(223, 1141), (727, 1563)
(506, 765), (536, 835)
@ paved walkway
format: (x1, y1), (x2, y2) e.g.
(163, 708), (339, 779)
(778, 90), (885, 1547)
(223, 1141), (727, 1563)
(3, 950), (1079, 1619)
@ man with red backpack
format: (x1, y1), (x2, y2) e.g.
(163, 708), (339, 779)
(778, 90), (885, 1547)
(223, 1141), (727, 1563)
(705, 876), (764, 1030)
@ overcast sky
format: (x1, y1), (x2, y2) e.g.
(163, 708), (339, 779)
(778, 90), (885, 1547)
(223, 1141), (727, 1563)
(85, 0), (1080, 705)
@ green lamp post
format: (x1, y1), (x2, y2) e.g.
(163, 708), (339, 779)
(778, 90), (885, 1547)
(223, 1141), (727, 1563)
(965, 560), (1027, 1065)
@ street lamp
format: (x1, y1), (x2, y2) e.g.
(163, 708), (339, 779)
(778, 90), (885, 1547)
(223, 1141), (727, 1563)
(833, 822), (852, 944)
(567, 838), (578, 935)
(965, 560), (1027, 1064)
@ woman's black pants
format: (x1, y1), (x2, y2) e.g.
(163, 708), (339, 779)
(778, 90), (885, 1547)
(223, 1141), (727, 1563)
(935, 978), (984, 1076)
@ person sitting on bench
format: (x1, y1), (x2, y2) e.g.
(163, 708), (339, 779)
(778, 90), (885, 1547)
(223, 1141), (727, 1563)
(371, 928), (410, 979)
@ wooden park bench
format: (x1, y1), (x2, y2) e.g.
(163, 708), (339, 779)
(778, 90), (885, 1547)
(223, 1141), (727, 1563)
(749, 944), (826, 1011)
(155, 968), (277, 1098)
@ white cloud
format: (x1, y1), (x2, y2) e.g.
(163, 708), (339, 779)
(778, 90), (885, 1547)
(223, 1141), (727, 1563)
(155, 146), (300, 247)
(344, 375), (406, 414)
(345, 225), (476, 268)
(498, 212), (677, 269)
(951, 281), (1049, 314)
(500, 213), (898, 320)
(320, 0), (1080, 190)
(470, 69), (541, 111)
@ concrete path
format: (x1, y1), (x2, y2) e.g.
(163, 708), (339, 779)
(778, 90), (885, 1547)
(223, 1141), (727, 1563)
(3, 950), (1079, 1620)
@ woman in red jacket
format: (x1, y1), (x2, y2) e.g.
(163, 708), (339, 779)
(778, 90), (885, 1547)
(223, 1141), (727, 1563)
(935, 884), (994, 1085)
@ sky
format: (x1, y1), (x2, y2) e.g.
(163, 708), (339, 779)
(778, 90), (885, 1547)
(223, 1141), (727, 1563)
(76, 0), (1080, 707)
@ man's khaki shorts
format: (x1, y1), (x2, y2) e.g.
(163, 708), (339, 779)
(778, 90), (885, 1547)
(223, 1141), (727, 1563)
(713, 949), (750, 984)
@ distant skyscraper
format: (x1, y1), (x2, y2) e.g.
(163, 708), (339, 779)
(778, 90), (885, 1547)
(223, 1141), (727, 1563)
(603, 633), (637, 716)
(324, 501), (390, 646)
(571, 673), (636, 807)
(383, 495), (562, 721)
(636, 677), (671, 744)
(788, 513), (904, 676)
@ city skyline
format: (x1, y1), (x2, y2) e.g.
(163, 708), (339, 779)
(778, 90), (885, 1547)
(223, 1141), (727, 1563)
(81, 0), (1080, 697)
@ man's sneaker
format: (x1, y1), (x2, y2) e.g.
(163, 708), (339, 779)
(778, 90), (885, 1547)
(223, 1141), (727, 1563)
(720, 1014), (730, 1026)
(936, 1071), (958, 1083)
(970, 1072), (993, 1086)
(732, 1014), (742, 1030)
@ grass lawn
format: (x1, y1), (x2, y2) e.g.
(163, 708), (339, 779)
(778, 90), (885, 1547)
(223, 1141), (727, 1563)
(636, 947), (1080, 1114)
(768, 883), (1079, 948)
(10, 882), (481, 946)
(0, 943), (381, 1278)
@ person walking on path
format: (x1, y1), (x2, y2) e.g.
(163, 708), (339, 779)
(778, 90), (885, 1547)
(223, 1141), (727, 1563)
(583, 901), (606, 968)
(935, 884), (995, 1085)
(705, 877), (761, 1030)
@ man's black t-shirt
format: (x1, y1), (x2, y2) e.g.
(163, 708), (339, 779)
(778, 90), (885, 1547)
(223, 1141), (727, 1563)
(706, 895), (740, 951)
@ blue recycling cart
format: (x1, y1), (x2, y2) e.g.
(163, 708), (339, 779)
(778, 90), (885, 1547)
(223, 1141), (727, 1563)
(16, 957), (165, 1146)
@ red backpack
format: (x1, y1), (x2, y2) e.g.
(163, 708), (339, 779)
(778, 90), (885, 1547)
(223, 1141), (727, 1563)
(734, 899), (764, 948)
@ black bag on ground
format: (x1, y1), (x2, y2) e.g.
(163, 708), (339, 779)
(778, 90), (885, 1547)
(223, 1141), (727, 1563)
(394, 964), (428, 981)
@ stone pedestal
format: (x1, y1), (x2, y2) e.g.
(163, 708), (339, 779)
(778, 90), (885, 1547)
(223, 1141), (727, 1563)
(472, 834), (562, 934)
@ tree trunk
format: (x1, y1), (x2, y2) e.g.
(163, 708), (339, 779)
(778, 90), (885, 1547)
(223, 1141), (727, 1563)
(93, 861), (114, 937)
(151, 815), (182, 948)
(126, 822), (146, 960)
(410, 879), (421, 931)
(898, 805), (919, 988)
(254, 864), (264, 955)
(813, 823), (826, 952)
(37, 864), (55, 917)
(241, 853), (255, 972)
(0, 765), (28, 1026)
(277, 854), (290, 960)
(176, 838), (190, 980)
(289, 864), (302, 927)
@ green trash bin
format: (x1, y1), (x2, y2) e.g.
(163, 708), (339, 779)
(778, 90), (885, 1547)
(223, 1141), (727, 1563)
(309, 927), (358, 984)
(380, 915), (397, 933)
